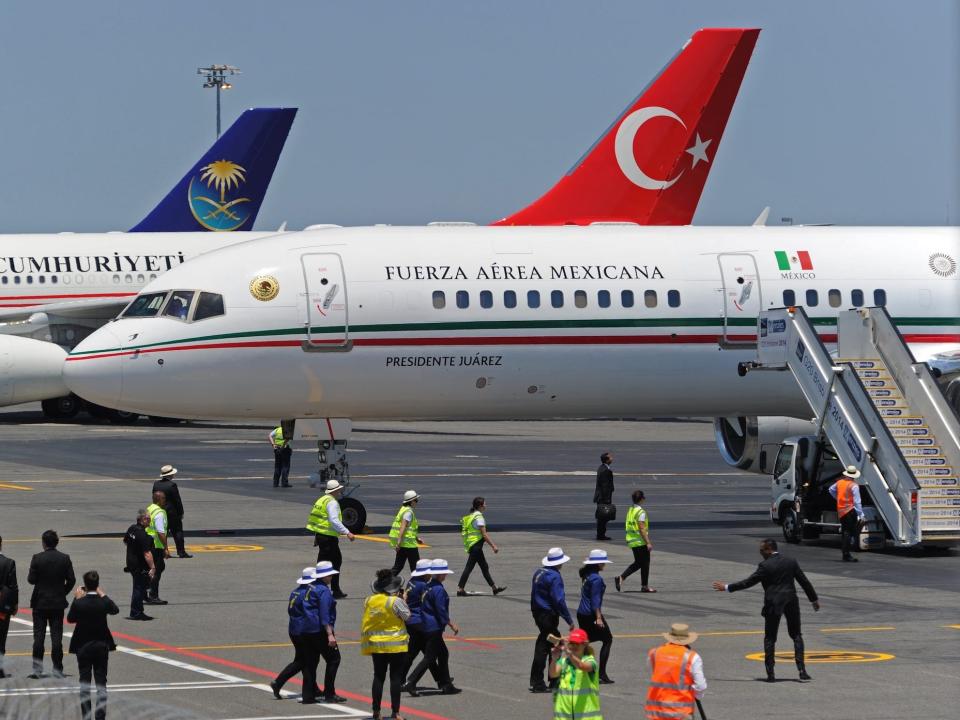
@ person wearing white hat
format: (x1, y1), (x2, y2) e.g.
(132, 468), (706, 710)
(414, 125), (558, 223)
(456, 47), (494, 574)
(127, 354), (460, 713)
(306, 480), (355, 599)
(577, 549), (614, 684)
(153, 465), (191, 558)
(401, 560), (461, 696)
(528, 547), (574, 693)
(828, 465), (865, 562)
(644, 623), (707, 719)
(389, 490), (423, 576)
(400, 560), (441, 691)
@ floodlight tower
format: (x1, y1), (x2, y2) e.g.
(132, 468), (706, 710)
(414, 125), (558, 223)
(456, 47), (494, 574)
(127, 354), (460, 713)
(197, 64), (241, 138)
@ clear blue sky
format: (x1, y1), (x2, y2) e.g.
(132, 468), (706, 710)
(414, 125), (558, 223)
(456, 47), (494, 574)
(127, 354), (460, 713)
(1, 0), (956, 232)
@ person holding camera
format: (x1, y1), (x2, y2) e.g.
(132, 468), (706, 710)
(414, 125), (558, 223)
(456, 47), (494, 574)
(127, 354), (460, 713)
(593, 453), (615, 541)
(67, 571), (119, 720)
(122, 510), (156, 621)
(548, 628), (602, 720)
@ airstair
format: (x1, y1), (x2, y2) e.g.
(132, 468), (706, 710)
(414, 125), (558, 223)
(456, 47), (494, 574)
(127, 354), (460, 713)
(742, 306), (960, 547)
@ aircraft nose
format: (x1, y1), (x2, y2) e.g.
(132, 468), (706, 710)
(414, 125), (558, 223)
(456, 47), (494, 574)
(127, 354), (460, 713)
(63, 325), (124, 408)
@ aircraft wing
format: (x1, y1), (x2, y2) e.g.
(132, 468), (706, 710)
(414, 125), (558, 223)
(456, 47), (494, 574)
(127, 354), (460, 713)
(0, 297), (129, 323)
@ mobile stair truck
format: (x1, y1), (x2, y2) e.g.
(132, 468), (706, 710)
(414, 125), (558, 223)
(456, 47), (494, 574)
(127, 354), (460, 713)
(739, 306), (960, 550)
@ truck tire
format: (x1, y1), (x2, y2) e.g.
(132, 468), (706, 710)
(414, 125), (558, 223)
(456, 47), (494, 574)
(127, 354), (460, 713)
(781, 506), (802, 544)
(41, 394), (81, 419)
(339, 497), (367, 535)
(107, 409), (140, 425)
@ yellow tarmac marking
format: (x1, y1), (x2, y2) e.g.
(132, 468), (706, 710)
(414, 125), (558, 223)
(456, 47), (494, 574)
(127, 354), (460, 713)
(945, 625), (960, 629)
(185, 544), (264, 553)
(0, 482), (33, 491)
(746, 650), (895, 663)
(820, 626), (895, 633)
(354, 534), (430, 548)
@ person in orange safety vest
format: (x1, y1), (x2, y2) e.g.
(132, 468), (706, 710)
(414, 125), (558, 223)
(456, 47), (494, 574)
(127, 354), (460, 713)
(829, 465), (865, 562)
(645, 623), (706, 720)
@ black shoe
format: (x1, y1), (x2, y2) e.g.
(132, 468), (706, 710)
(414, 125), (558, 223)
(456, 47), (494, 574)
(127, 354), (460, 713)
(400, 682), (420, 697)
(273, 483), (279, 488)
(269, 680), (282, 698)
(440, 684), (461, 695)
(281, 483), (291, 488)
(177, 553), (194, 558)
(614, 576), (622, 592)
(332, 592), (348, 599)
(27, 673), (43, 680)
(0, 670), (6, 679)
(456, 589), (468, 597)
(799, 670), (812, 681)
(145, 597), (168, 605)
(843, 555), (859, 562)
(765, 673), (776, 683)
(492, 585), (507, 595)
(301, 697), (317, 704)
(596, 535), (611, 541)
(128, 613), (154, 621)
(530, 684), (550, 693)
(323, 694), (347, 703)
(599, 676), (615, 684)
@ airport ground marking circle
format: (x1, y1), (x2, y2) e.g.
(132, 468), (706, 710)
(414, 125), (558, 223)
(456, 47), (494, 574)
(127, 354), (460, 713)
(183, 543), (264, 553)
(745, 650), (894, 664)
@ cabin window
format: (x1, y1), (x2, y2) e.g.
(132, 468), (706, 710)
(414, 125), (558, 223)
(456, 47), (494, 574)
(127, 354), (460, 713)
(62, 275), (70, 285)
(122, 291), (169, 318)
(124, 274), (133, 284)
(136, 274), (145, 283)
(14, 276), (21, 285)
(432, 291), (446, 309)
(112, 275), (120, 284)
(551, 290), (564, 308)
(51, 275), (58, 284)
(851, 289), (864, 307)
(667, 289), (681, 308)
(621, 290), (634, 308)
(597, 290), (611, 308)
(828, 289), (842, 308)
(783, 289), (796, 306)
(504, 290), (517, 309)
(26, 276), (33, 285)
(574, 290), (588, 308)
(873, 289), (887, 306)
(194, 292), (225, 321)
(527, 290), (541, 308)
(38, 275), (45, 284)
(0, 276), (6, 284)
(480, 290), (493, 309)
(163, 290), (196, 321)
(644, 290), (657, 308)
(805, 289), (819, 307)
(456, 290), (469, 309)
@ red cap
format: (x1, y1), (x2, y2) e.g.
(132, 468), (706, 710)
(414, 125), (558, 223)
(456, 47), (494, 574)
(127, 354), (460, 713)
(568, 629), (589, 644)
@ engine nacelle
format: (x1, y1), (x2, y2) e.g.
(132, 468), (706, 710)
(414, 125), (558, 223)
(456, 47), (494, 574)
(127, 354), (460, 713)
(0, 335), (69, 406)
(713, 416), (816, 472)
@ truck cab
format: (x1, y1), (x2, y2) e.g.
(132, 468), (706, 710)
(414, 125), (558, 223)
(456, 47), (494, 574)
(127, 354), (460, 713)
(769, 435), (886, 550)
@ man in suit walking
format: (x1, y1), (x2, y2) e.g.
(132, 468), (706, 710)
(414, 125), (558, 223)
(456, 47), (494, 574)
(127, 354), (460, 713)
(594, 452), (614, 541)
(153, 464), (192, 558)
(0, 535), (19, 679)
(68, 571), (119, 720)
(713, 538), (819, 682)
(28, 529), (75, 678)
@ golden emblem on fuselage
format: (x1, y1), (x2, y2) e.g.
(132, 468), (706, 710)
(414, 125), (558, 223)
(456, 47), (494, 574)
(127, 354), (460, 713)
(250, 275), (280, 301)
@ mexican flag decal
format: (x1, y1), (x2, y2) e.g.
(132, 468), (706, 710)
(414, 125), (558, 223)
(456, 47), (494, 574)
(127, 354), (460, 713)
(775, 250), (813, 271)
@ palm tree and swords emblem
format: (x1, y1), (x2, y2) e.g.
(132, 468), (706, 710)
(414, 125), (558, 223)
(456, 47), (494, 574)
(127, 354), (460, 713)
(188, 159), (252, 231)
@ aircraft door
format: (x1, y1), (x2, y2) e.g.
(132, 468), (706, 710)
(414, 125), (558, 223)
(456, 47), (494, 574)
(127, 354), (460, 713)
(301, 253), (350, 351)
(718, 252), (761, 346)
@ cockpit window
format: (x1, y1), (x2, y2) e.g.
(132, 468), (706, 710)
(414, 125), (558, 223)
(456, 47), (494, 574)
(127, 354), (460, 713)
(194, 292), (225, 321)
(122, 291), (169, 318)
(162, 290), (196, 321)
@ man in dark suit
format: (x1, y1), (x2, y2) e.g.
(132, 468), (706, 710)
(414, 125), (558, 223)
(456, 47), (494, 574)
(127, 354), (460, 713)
(593, 452), (614, 541)
(68, 570), (119, 720)
(153, 464), (192, 558)
(28, 529), (75, 678)
(713, 538), (819, 683)
(0, 534), (19, 679)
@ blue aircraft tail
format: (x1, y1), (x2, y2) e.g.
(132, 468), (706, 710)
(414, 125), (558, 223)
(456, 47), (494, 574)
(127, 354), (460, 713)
(130, 107), (297, 232)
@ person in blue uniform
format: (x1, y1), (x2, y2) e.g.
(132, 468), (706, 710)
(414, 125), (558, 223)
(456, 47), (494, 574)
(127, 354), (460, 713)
(400, 559), (440, 689)
(401, 559), (461, 696)
(577, 549), (614, 684)
(529, 546), (575, 693)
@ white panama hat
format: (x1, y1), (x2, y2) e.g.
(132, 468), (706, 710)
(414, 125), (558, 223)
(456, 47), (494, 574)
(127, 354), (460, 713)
(325, 479), (345, 493)
(314, 561), (340, 579)
(403, 489), (421, 503)
(583, 549), (611, 565)
(542, 547), (571, 566)
(429, 559), (455, 575)
(411, 559), (433, 577)
(296, 566), (319, 585)
(842, 465), (862, 480)
(160, 464), (178, 478)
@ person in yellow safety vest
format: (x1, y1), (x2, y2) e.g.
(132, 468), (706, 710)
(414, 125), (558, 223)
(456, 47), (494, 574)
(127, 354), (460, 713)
(269, 425), (292, 488)
(614, 489), (655, 593)
(456, 497), (506, 597)
(362, 569), (412, 720)
(645, 623), (707, 720)
(549, 627), (602, 720)
(389, 490), (423, 576)
(144, 490), (170, 605)
(828, 465), (865, 562)
(306, 480), (355, 598)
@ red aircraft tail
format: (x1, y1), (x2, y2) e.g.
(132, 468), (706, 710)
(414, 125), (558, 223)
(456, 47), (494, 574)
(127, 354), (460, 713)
(494, 28), (760, 226)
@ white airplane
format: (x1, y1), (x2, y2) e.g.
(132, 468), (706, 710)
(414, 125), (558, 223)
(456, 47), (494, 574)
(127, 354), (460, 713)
(63, 224), (960, 478)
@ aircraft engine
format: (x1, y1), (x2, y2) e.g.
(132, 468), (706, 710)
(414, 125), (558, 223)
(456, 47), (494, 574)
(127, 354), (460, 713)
(713, 416), (816, 472)
(0, 335), (69, 406)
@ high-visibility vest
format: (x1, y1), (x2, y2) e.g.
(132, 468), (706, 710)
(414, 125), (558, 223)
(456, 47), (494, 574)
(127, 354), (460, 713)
(145, 503), (167, 550)
(552, 654), (601, 720)
(461, 511), (484, 552)
(272, 426), (288, 448)
(306, 495), (340, 536)
(360, 593), (409, 656)
(835, 478), (856, 518)
(645, 643), (698, 719)
(626, 505), (648, 548)
(389, 505), (419, 548)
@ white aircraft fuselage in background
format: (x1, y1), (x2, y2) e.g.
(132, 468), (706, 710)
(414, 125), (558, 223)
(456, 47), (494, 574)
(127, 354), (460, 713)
(63, 225), (960, 421)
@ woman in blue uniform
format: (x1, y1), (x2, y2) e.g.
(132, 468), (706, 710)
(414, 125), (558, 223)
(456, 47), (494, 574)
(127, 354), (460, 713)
(577, 549), (614, 684)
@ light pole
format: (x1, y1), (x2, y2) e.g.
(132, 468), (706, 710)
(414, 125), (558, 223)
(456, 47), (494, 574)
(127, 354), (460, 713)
(197, 64), (240, 138)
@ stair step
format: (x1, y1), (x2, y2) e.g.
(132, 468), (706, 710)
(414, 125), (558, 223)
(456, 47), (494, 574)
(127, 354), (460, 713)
(921, 488), (960, 498)
(919, 508), (960, 519)
(912, 466), (957, 479)
(873, 397), (910, 408)
(900, 446), (943, 457)
(883, 417), (926, 427)
(854, 369), (893, 380)
(895, 436), (936, 447)
(867, 388), (903, 399)
(877, 407), (912, 417)
(842, 359), (886, 369)
(860, 378), (897, 389)
(906, 456), (948, 467)
(921, 497), (960, 508)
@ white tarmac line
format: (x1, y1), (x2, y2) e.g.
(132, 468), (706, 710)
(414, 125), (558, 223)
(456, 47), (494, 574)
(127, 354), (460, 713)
(0, 680), (253, 697)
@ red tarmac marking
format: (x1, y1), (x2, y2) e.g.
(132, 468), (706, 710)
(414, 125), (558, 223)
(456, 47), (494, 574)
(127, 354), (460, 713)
(110, 629), (456, 720)
(447, 635), (500, 650)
